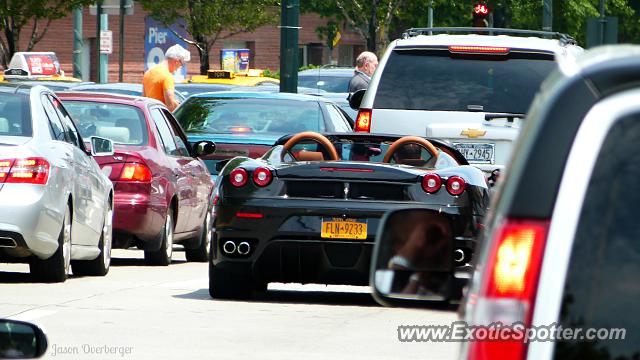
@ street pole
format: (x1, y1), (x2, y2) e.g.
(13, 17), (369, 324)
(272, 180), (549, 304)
(100, 13), (108, 84)
(119, 0), (125, 82)
(428, 0), (433, 28)
(279, 0), (299, 93)
(73, 8), (83, 79)
(542, 0), (552, 31)
(95, 0), (102, 82)
(599, 0), (606, 45)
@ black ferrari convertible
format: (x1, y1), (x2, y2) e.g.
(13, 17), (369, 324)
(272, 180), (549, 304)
(210, 132), (490, 299)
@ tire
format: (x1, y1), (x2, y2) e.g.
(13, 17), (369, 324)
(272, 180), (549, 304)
(209, 262), (254, 300)
(144, 212), (173, 266)
(72, 202), (112, 276)
(30, 205), (71, 283)
(185, 210), (212, 262)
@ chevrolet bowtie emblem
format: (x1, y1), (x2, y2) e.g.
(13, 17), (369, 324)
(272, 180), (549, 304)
(461, 128), (487, 138)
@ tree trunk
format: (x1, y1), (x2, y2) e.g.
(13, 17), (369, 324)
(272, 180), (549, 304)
(197, 41), (209, 75)
(367, 5), (378, 53)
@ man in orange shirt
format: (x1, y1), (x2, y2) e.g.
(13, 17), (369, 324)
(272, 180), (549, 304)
(142, 44), (190, 111)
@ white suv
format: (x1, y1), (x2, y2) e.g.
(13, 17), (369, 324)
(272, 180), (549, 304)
(352, 27), (583, 173)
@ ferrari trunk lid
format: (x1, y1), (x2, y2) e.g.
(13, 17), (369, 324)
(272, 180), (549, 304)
(275, 162), (421, 182)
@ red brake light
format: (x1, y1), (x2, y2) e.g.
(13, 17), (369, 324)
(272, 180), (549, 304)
(446, 176), (465, 196)
(236, 212), (263, 219)
(119, 163), (152, 182)
(421, 173), (442, 193)
(2, 158), (49, 185)
(252, 167), (272, 187)
(229, 168), (248, 187)
(0, 159), (14, 183)
(229, 126), (253, 133)
(467, 219), (550, 360)
(355, 108), (372, 133)
(448, 45), (510, 54)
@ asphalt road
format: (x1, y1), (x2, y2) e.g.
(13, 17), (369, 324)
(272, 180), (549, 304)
(0, 248), (458, 360)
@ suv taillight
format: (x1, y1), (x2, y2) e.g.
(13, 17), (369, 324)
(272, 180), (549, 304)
(467, 219), (550, 360)
(119, 163), (152, 182)
(355, 108), (372, 132)
(0, 158), (49, 185)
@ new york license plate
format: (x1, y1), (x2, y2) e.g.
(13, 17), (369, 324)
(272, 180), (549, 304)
(321, 218), (367, 240)
(453, 142), (495, 164)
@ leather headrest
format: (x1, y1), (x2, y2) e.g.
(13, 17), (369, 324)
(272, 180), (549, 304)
(97, 126), (130, 143)
(0, 117), (8, 133)
(297, 150), (324, 161)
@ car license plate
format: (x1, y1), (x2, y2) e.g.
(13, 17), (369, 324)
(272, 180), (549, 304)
(453, 142), (495, 164)
(321, 218), (367, 240)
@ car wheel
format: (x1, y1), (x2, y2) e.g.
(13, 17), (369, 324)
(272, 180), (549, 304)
(185, 210), (212, 262)
(144, 212), (173, 266)
(30, 205), (71, 283)
(72, 202), (112, 276)
(208, 262), (256, 300)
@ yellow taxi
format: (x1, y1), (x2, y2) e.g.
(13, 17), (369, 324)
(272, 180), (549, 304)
(186, 69), (279, 87)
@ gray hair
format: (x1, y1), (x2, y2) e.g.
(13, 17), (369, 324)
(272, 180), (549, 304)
(355, 51), (377, 67)
(165, 44), (191, 63)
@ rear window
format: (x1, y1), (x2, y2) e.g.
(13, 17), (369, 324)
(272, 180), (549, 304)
(298, 75), (351, 93)
(0, 93), (31, 137)
(374, 48), (556, 114)
(175, 97), (325, 135)
(553, 114), (640, 359)
(63, 101), (148, 145)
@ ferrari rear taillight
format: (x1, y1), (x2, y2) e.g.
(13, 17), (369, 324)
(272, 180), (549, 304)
(466, 219), (549, 360)
(355, 108), (372, 133)
(252, 167), (272, 187)
(119, 163), (152, 182)
(0, 158), (49, 185)
(446, 176), (466, 196)
(230, 168), (248, 187)
(421, 173), (442, 193)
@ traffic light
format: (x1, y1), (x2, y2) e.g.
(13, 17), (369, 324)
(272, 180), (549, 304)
(473, 3), (490, 27)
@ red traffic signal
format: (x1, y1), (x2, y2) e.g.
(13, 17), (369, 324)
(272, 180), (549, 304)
(474, 3), (490, 16)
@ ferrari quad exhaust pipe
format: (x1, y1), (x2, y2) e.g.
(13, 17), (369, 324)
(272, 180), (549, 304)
(222, 241), (237, 254)
(237, 242), (251, 255)
(454, 249), (465, 263)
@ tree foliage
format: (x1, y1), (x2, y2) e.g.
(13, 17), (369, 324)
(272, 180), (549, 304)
(139, 0), (277, 75)
(0, 0), (95, 68)
(302, 0), (405, 55)
(306, 0), (638, 54)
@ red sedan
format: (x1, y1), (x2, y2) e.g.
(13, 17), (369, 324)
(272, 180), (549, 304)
(58, 92), (216, 265)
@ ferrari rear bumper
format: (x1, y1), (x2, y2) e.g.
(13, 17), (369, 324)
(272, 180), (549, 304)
(213, 197), (474, 286)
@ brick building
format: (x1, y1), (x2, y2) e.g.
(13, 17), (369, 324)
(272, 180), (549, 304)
(10, 3), (366, 83)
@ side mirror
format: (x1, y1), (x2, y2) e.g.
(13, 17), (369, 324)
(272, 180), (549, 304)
(0, 319), (48, 359)
(348, 89), (366, 110)
(90, 136), (114, 157)
(191, 140), (216, 157)
(370, 208), (458, 307)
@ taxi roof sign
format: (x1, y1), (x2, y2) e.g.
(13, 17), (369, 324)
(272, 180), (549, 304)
(4, 52), (62, 79)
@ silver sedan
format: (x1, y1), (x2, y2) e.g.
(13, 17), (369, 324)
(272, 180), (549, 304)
(0, 84), (114, 282)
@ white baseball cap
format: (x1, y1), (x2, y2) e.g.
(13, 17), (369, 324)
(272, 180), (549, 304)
(165, 44), (191, 63)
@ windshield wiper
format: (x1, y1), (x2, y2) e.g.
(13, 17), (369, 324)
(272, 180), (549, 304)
(484, 112), (526, 122)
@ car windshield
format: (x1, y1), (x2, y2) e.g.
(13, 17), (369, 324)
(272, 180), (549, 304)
(285, 138), (459, 169)
(374, 48), (556, 114)
(0, 93), (31, 137)
(63, 101), (148, 145)
(175, 97), (325, 134)
(298, 75), (352, 93)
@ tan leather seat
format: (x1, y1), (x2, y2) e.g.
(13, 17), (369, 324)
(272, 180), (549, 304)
(297, 150), (324, 161)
